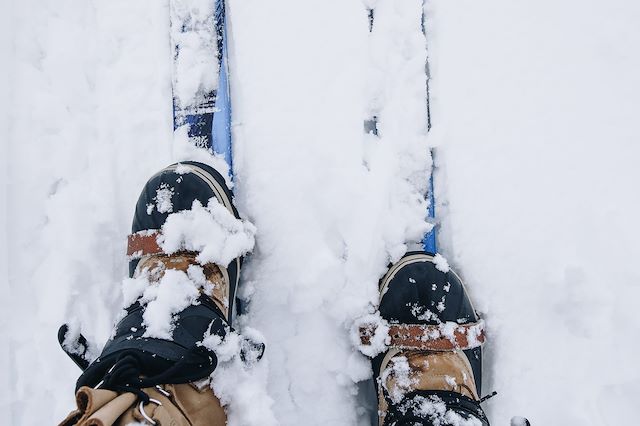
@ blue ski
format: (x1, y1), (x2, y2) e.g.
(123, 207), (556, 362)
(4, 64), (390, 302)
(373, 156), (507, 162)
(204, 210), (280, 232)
(365, 3), (437, 254)
(171, 0), (233, 169)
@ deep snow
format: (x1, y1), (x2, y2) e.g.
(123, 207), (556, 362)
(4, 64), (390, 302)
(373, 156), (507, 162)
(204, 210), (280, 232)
(3, 0), (640, 425)
(428, 1), (640, 423)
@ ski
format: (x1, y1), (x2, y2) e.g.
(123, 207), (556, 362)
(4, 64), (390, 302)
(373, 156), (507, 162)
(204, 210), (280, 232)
(359, 4), (516, 426)
(364, 1), (437, 253)
(420, 0), (437, 254)
(170, 0), (233, 169)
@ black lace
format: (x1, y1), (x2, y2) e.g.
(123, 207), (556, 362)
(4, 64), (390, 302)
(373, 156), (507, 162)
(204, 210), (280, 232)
(98, 348), (208, 403)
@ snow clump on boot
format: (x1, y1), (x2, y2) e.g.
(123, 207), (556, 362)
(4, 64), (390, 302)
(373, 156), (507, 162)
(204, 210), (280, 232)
(200, 326), (278, 426)
(159, 197), (256, 267)
(121, 268), (203, 340)
(351, 311), (391, 358)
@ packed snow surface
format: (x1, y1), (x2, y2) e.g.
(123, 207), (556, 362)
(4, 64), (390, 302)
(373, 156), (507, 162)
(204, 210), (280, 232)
(3, 0), (640, 425)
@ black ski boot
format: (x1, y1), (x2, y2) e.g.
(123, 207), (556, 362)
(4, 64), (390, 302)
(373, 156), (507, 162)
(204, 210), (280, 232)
(67, 161), (247, 392)
(359, 251), (490, 426)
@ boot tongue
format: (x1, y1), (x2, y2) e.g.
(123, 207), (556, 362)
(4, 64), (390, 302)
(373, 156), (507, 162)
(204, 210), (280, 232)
(136, 254), (230, 322)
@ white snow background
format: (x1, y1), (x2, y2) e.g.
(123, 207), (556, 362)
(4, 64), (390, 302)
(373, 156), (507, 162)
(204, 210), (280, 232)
(2, 0), (640, 425)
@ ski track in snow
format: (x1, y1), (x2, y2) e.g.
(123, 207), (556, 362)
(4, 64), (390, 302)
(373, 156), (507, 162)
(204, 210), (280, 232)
(229, 1), (429, 424)
(3, 0), (640, 425)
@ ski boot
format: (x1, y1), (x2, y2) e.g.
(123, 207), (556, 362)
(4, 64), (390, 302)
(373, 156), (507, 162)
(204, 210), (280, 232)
(358, 252), (490, 426)
(59, 161), (258, 425)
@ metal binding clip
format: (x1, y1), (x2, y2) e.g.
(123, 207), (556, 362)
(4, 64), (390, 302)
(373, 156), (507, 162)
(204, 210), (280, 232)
(155, 385), (171, 397)
(139, 398), (162, 425)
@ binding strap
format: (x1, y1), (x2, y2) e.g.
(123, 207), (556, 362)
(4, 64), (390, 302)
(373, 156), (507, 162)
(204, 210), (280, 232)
(360, 320), (485, 352)
(127, 230), (164, 258)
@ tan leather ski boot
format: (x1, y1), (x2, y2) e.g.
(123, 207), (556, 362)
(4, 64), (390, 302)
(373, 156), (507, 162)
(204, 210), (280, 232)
(58, 162), (261, 425)
(359, 252), (490, 426)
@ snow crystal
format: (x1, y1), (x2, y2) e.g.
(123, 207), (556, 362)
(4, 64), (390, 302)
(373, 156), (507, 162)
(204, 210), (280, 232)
(439, 321), (459, 341)
(174, 163), (194, 175)
(381, 355), (417, 404)
(200, 328), (240, 363)
(154, 183), (175, 214)
(411, 304), (438, 321)
(187, 264), (214, 296)
(464, 321), (485, 349)
(402, 395), (447, 421)
(432, 253), (450, 273)
(444, 375), (457, 388)
(159, 198), (256, 267)
(405, 395), (483, 426)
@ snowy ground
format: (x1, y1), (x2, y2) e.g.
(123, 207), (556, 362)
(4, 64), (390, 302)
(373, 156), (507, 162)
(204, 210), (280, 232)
(2, 0), (640, 425)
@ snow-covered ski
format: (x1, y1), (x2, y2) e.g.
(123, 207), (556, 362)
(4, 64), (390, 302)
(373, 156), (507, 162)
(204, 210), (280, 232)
(170, 0), (233, 169)
(364, 1), (437, 253)
(420, 0), (437, 254)
(357, 3), (530, 425)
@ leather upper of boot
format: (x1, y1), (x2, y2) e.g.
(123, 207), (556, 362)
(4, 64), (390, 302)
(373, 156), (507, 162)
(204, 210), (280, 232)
(136, 253), (230, 322)
(374, 252), (483, 395)
(381, 350), (479, 403)
(373, 252), (487, 425)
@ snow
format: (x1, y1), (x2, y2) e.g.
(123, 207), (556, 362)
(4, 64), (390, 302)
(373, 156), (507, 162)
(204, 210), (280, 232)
(130, 268), (203, 340)
(408, 395), (483, 426)
(428, 0), (640, 424)
(432, 253), (450, 273)
(0, 3), (11, 424)
(202, 327), (278, 425)
(229, 1), (430, 423)
(173, 127), (233, 186)
(175, 162), (195, 175)
(159, 198), (256, 267)
(352, 312), (391, 358)
(153, 183), (175, 214)
(60, 320), (99, 363)
(381, 355), (416, 404)
(3, 0), (640, 425)
(170, 0), (219, 108)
